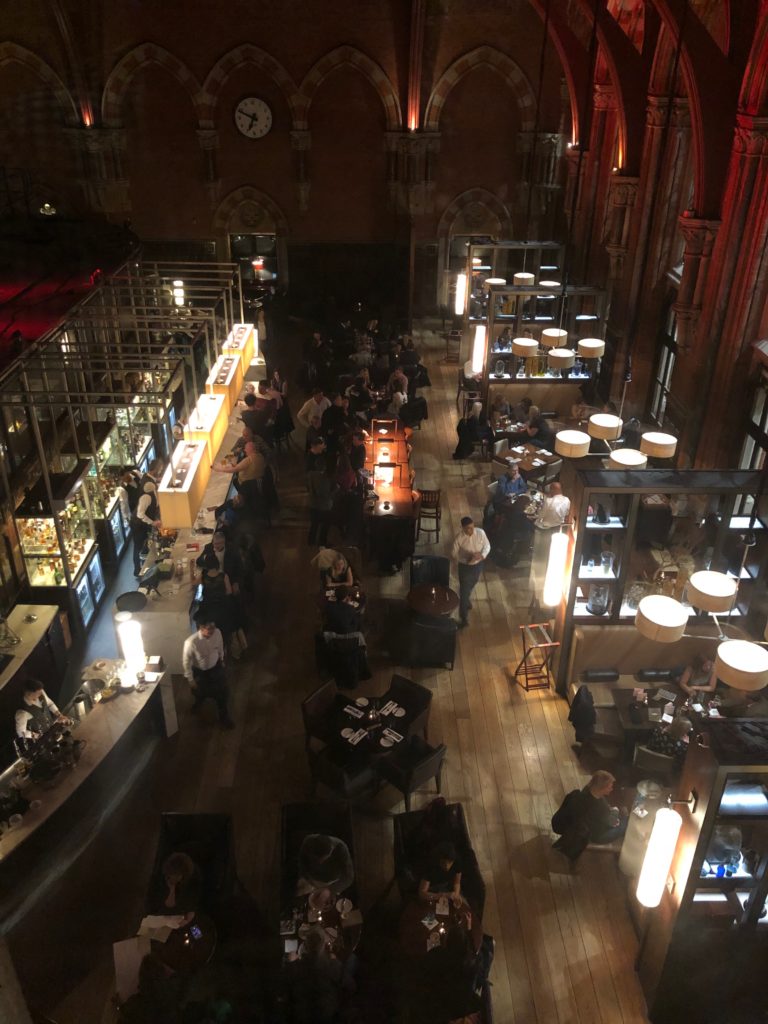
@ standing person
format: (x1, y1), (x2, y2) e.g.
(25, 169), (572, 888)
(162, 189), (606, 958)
(535, 482), (570, 529)
(297, 388), (331, 430)
(131, 481), (161, 578)
(182, 615), (234, 728)
(213, 441), (266, 508)
(15, 679), (70, 741)
(451, 515), (491, 627)
(307, 457), (338, 547)
(551, 770), (627, 863)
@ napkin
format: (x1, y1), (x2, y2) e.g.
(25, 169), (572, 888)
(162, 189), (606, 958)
(436, 896), (450, 916)
(539, 449), (552, 456)
(344, 705), (364, 718)
(341, 908), (363, 928)
(380, 700), (396, 715)
(420, 914), (439, 930)
(348, 728), (367, 745)
(383, 727), (404, 742)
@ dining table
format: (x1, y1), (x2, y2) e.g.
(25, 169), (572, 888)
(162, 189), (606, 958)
(153, 913), (217, 973)
(399, 896), (482, 959)
(611, 685), (684, 759)
(281, 888), (363, 964)
(406, 583), (459, 618)
(320, 693), (416, 769)
(492, 441), (561, 479)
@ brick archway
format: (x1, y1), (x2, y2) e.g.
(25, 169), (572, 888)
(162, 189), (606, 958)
(424, 46), (536, 133)
(297, 46), (401, 131)
(213, 185), (289, 236)
(0, 42), (79, 125)
(101, 43), (206, 127)
(437, 187), (513, 239)
(201, 45), (301, 126)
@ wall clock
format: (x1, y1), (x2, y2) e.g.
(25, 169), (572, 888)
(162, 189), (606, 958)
(234, 97), (273, 139)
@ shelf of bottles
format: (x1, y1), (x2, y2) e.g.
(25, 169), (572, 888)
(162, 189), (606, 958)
(16, 490), (95, 587)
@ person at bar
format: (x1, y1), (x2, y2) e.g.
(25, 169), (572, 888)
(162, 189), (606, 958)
(131, 480), (162, 578)
(15, 679), (69, 741)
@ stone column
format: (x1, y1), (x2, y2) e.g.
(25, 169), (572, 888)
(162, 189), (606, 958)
(290, 129), (311, 212)
(672, 215), (720, 351)
(196, 129), (220, 208)
(603, 175), (639, 279)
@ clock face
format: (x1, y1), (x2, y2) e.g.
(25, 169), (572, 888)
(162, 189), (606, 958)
(234, 97), (273, 139)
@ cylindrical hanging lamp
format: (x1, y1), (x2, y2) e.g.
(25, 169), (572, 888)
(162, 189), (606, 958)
(640, 432), (677, 459)
(538, 279), (561, 289)
(715, 640), (768, 692)
(548, 348), (576, 370)
(588, 413), (623, 440)
(513, 272), (535, 286)
(555, 430), (590, 458)
(686, 570), (738, 614)
(635, 595), (688, 643)
(578, 338), (605, 359)
(608, 448), (647, 469)
(483, 277), (506, 290)
(512, 337), (538, 358)
(541, 328), (568, 348)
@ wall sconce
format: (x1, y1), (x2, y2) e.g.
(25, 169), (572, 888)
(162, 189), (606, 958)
(454, 273), (467, 316)
(636, 807), (683, 908)
(542, 530), (569, 607)
(172, 279), (185, 307)
(471, 325), (486, 376)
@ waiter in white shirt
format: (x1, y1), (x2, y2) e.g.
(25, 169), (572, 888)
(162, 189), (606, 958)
(451, 516), (491, 627)
(15, 679), (69, 741)
(131, 481), (162, 578)
(535, 482), (571, 529)
(182, 614), (234, 728)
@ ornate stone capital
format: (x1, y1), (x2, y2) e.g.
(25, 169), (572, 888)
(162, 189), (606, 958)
(646, 95), (690, 129)
(673, 215), (721, 349)
(733, 115), (768, 156)
(195, 129), (219, 152)
(678, 214), (719, 256)
(607, 174), (639, 208)
(593, 83), (616, 111)
(290, 130), (312, 152)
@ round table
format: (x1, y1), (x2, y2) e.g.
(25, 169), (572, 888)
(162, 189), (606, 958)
(153, 914), (217, 973)
(399, 897), (481, 959)
(406, 583), (459, 617)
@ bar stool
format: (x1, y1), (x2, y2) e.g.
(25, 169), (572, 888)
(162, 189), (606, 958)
(416, 488), (441, 542)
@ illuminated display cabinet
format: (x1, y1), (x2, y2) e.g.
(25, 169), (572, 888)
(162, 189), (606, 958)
(638, 720), (768, 1023)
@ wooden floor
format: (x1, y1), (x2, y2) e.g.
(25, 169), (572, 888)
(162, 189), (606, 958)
(39, 323), (649, 1024)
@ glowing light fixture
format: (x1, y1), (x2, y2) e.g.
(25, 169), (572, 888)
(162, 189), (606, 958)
(512, 337), (538, 358)
(715, 640), (768, 692)
(578, 338), (605, 359)
(541, 328), (568, 348)
(172, 279), (185, 307)
(39, 202), (57, 216)
(588, 413), (623, 440)
(686, 570), (737, 614)
(636, 808), (682, 908)
(548, 348), (575, 370)
(483, 277), (507, 290)
(555, 429), (590, 458)
(471, 325), (486, 376)
(640, 432), (677, 459)
(454, 273), (467, 315)
(115, 611), (146, 679)
(635, 595), (688, 643)
(543, 531), (569, 607)
(608, 448), (647, 469)
(538, 279), (561, 289)
(514, 272), (535, 286)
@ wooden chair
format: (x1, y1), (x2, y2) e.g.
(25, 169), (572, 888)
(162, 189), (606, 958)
(493, 438), (509, 457)
(633, 742), (676, 782)
(416, 488), (441, 542)
(376, 737), (447, 812)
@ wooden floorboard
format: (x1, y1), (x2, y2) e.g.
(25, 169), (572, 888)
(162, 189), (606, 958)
(40, 321), (649, 1024)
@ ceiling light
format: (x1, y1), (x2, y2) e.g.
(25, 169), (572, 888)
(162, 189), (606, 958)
(555, 429), (590, 458)
(608, 448), (647, 469)
(635, 595), (689, 643)
(640, 432), (677, 458)
(686, 570), (738, 614)
(715, 640), (768, 692)
(588, 413), (623, 440)
(578, 338), (605, 359)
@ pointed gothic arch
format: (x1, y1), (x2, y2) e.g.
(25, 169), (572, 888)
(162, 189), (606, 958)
(102, 43), (206, 127)
(437, 187), (513, 239)
(424, 47), (536, 133)
(201, 45), (301, 126)
(0, 42), (79, 125)
(297, 46), (401, 131)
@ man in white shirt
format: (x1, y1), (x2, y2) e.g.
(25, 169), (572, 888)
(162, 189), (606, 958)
(182, 617), (234, 728)
(15, 679), (68, 741)
(297, 388), (332, 429)
(451, 516), (491, 627)
(131, 481), (162, 577)
(535, 482), (571, 529)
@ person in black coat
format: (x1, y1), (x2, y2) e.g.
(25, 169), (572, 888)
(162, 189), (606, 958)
(323, 585), (362, 635)
(195, 531), (243, 593)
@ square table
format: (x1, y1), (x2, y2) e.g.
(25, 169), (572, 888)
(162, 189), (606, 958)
(611, 685), (681, 760)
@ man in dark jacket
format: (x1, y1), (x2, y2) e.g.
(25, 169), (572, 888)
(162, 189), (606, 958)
(551, 770), (626, 862)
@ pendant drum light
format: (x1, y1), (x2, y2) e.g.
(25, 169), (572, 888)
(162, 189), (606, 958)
(555, 429), (591, 458)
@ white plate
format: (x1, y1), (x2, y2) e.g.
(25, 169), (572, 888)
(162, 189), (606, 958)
(393, 707), (406, 718)
(341, 728), (354, 739)
(336, 897), (353, 915)
(380, 736), (394, 748)
(355, 697), (369, 707)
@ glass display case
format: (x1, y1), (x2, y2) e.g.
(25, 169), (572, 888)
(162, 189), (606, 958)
(466, 241), (565, 324)
(75, 571), (95, 627)
(14, 463), (96, 587)
(61, 418), (127, 520)
(108, 501), (127, 556)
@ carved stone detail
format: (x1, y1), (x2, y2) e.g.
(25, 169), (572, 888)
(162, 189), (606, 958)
(673, 215), (721, 349)
(593, 83), (616, 110)
(604, 176), (639, 278)
(646, 95), (690, 129)
(733, 115), (768, 156)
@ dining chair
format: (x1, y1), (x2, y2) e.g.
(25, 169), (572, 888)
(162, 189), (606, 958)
(632, 742), (676, 782)
(376, 737), (447, 812)
(416, 488), (441, 542)
(407, 616), (457, 671)
(409, 554), (450, 588)
(300, 680), (338, 751)
(493, 438), (509, 457)
(307, 746), (379, 802)
(384, 674), (433, 741)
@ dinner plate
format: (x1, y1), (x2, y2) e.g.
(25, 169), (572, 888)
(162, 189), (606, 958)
(336, 897), (353, 915)
(380, 736), (394, 747)
(393, 707), (406, 718)
(355, 697), (369, 707)
(341, 728), (354, 739)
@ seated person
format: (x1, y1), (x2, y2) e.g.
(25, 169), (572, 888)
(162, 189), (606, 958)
(552, 770), (627, 862)
(453, 402), (492, 460)
(490, 394), (511, 421)
(524, 405), (555, 448)
(511, 396), (532, 423)
(535, 482), (570, 529)
(646, 716), (692, 766)
(677, 655), (717, 697)
(494, 463), (528, 507)
(419, 841), (462, 907)
(148, 852), (201, 926)
(297, 834), (354, 895)
(321, 553), (354, 589)
(323, 585), (362, 635)
(284, 926), (344, 1024)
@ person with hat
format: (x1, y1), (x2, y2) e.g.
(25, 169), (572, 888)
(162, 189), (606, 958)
(451, 516), (491, 627)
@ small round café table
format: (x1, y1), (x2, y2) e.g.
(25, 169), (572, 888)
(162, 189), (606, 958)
(406, 583), (459, 617)
(399, 897), (481, 959)
(153, 914), (217, 973)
